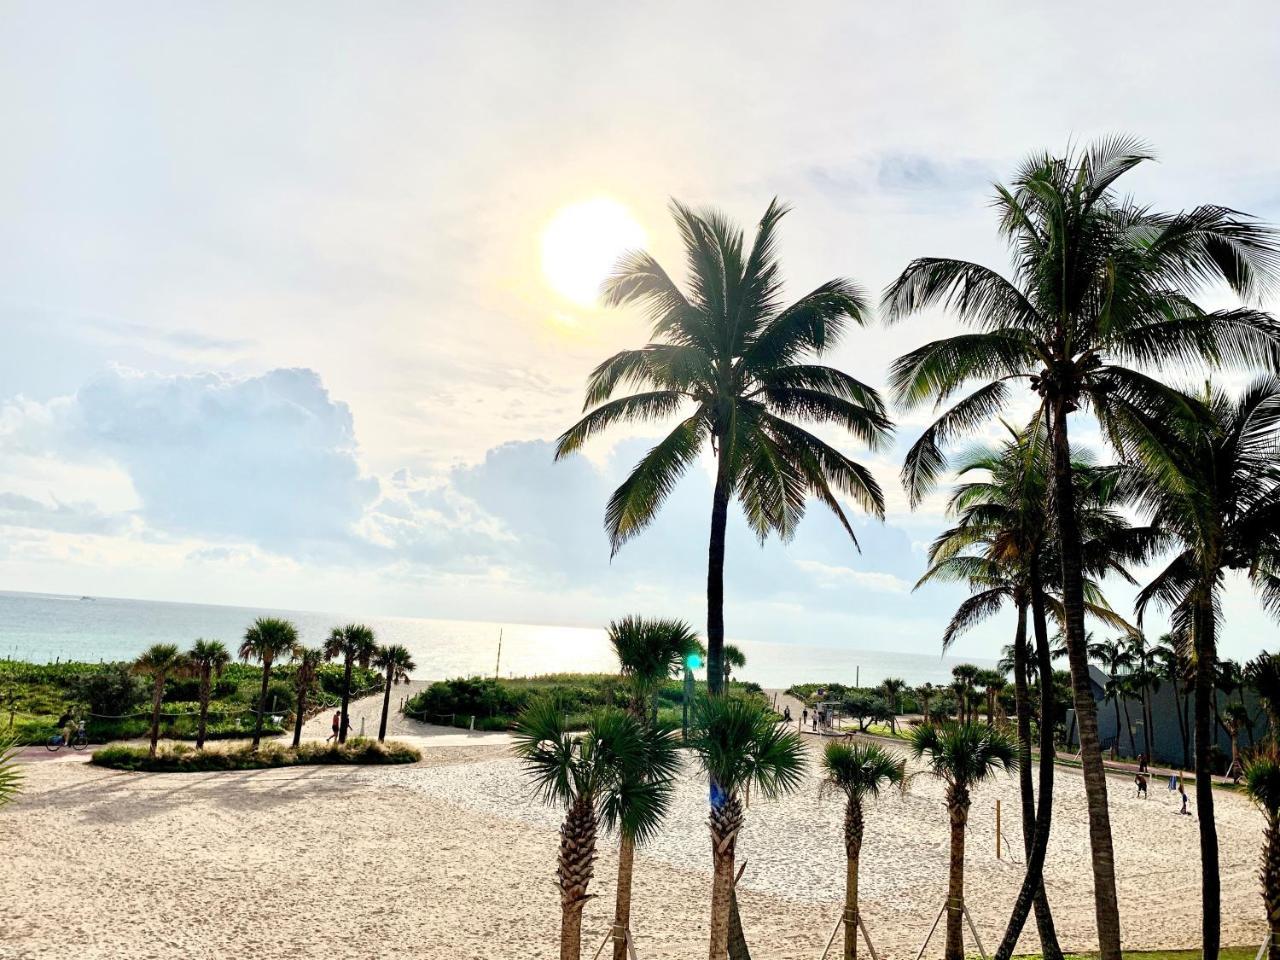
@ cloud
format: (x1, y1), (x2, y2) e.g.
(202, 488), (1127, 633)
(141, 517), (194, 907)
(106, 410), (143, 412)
(0, 492), (132, 535)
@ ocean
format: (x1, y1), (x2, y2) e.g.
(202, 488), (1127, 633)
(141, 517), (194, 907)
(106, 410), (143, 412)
(0, 589), (991, 688)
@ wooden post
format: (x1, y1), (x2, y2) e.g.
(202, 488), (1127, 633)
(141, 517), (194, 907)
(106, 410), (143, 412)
(995, 799), (1002, 860)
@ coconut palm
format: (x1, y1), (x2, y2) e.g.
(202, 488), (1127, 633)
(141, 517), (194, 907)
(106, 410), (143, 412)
(1245, 748), (1280, 959)
(722, 644), (747, 688)
(555, 200), (892, 694)
(687, 695), (806, 959)
(290, 646), (323, 748)
(373, 644), (416, 742)
(1224, 703), (1250, 777)
(513, 701), (673, 960)
(1247, 651), (1280, 737)
(909, 722), (1018, 960)
(0, 735), (23, 808)
(133, 643), (184, 758)
(820, 741), (906, 960)
(608, 615), (699, 720)
(879, 677), (906, 733)
(239, 617), (299, 749)
(885, 137), (1279, 960)
(1129, 378), (1280, 950)
(186, 639), (229, 750)
(1090, 638), (1134, 759)
(1155, 636), (1194, 767)
(1124, 634), (1160, 763)
(323, 623), (377, 744)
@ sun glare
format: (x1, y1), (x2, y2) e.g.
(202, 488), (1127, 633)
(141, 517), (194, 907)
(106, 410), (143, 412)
(541, 198), (647, 307)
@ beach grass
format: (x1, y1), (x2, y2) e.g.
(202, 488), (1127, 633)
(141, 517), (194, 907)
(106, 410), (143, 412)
(91, 736), (421, 772)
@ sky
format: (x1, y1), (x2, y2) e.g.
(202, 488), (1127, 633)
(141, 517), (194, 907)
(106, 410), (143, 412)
(2, 2), (1280, 662)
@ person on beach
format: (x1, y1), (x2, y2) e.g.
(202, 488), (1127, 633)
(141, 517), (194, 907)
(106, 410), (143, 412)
(782, 706), (791, 723)
(328, 711), (341, 743)
(1178, 783), (1190, 815)
(1137, 753), (1148, 773)
(802, 708), (809, 729)
(1135, 773), (1147, 798)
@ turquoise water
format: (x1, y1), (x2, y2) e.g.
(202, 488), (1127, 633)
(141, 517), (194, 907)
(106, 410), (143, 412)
(0, 590), (990, 687)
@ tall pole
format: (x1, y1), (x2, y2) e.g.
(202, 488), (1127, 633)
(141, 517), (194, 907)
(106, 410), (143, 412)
(494, 629), (502, 680)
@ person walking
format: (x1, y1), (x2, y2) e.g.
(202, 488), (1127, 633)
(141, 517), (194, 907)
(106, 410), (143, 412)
(1135, 773), (1148, 799)
(1178, 782), (1191, 816)
(802, 707), (809, 730)
(782, 706), (791, 723)
(328, 710), (341, 743)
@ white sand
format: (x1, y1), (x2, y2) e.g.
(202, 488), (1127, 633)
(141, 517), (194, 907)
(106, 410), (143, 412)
(0, 733), (1267, 959)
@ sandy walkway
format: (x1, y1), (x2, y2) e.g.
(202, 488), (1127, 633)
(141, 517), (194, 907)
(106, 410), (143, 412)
(0, 732), (1267, 959)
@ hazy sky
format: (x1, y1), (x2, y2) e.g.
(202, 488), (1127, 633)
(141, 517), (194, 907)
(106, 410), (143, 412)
(3, 2), (1280, 661)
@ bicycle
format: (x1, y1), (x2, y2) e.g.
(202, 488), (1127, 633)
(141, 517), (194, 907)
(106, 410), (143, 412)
(46, 724), (89, 752)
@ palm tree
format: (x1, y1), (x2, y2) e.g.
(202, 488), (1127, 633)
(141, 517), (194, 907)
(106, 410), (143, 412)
(820, 741), (906, 960)
(290, 646), (323, 748)
(239, 617), (299, 749)
(323, 623), (377, 743)
(880, 677), (906, 733)
(513, 701), (672, 960)
(975, 670), (1004, 726)
(884, 137), (1279, 960)
(605, 614), (697, 960)
(186, 639), (229, 750)
(722, 643), (747, 688)
(916, 683), (937, 723)
(1154, 636), (1193, 768)
(1090, 638), (1133, 759)
(909, 722), (1018, 960)
(951, 665), (980, 723)
(1130, 378), (1280, 950)
(1124, 633), (1160, 762)
(687, 695), (806, 959)
(374, 644), (416, 742)
(1245, 748), (1280, 959)
(133, 643), (184, 758)
(1224, 703), (1250, 776)
(1247, 651), (1280, 737)
(555, 199), (892, 695)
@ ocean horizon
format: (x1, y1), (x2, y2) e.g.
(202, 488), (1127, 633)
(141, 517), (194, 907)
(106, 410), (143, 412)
(0, 589), (992, 688)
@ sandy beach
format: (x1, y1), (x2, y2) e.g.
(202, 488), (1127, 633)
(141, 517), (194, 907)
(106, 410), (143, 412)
(1, 700), (1267, 960)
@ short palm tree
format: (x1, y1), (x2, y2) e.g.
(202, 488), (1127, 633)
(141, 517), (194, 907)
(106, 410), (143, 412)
(820, 741), (906, 960)
(909, 722), (1018, 960)
(373, 644), (416, 742)
(1245, 748), (1280, 959)
(239, 617), (299, 749)
(555, 199), (892, 693)
(885, 137), (1278, 960)
(916, 683), (936, 723)
(687, 695), (806, 959)
(0, 735), (23, 808)
(722, 643), (747, 688)
(608, 615), (699, 719)
(513, 701), (672, 960)
(290, 645), (323, 747)
(323, 623), (377, 743)
(879, 677), (906, 733)
(951, 665), (980, 723)
(1224, 703), (1251, 775)
(133, 643), (184, 757)
(186, 639), (230, 749)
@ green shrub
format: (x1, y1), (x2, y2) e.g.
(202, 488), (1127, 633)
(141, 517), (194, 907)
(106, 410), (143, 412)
(91, 737), (420, 772)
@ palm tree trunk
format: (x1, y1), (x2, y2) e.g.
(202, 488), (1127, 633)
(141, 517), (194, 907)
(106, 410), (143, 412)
(706, 447), (731, 698)
(149, 677), (164, 758)
(379, 669), (392, 741)
(339, 655), (353, 744)
(1122, 700), (1136, 757)
(1112, 693), (1122, 760)
(252, 661), (271, 748)
(197, 670), (210, 750)
(944, 784), (970, 960)
(1049, 396), (1122, 960)
(611, 835), (636, 960)
(1177, 682), (1192, 770)
(559, 794), (597, 960)
(708, 793), (743, 960)
(996, 579), (1062, 960)
(1143, 685), (1153, 763)
(292, 686), (307, 748)
(1264, 811), (1280, 960)
(1195, 595), (1221, 960)
(844, 796), (864, 960)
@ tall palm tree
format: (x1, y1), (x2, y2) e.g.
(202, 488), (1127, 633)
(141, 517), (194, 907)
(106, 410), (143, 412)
(555, 199), (892, 694)
(1245, 747), (1280, 959)
(373, 644), (416, 742)
(186, 639), (229, 750)
(323, 623), (377, 744)
(290, 645), (322, 748)
(820, 741), (906, 960)
(1124, 633), (1159, 762)
(879, 677), (906, 733)
(722, 643), (747, 688)
(239, 617), (299, 749)
(133, 643), (184, 758)
(1130, 378), (1280, 950)
(1154, 635), (1193, 768)
(884, 137), (1279, 960)
(687, 695), (806, 959)
(606, 614), (697, 960)
(513, 701), (670, 960)
(1090, 638), (1134, 759)
(909, 722), (1018, 960)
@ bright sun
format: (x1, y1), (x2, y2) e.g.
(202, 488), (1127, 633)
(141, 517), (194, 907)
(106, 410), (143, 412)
(541, 198), (647, 307)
